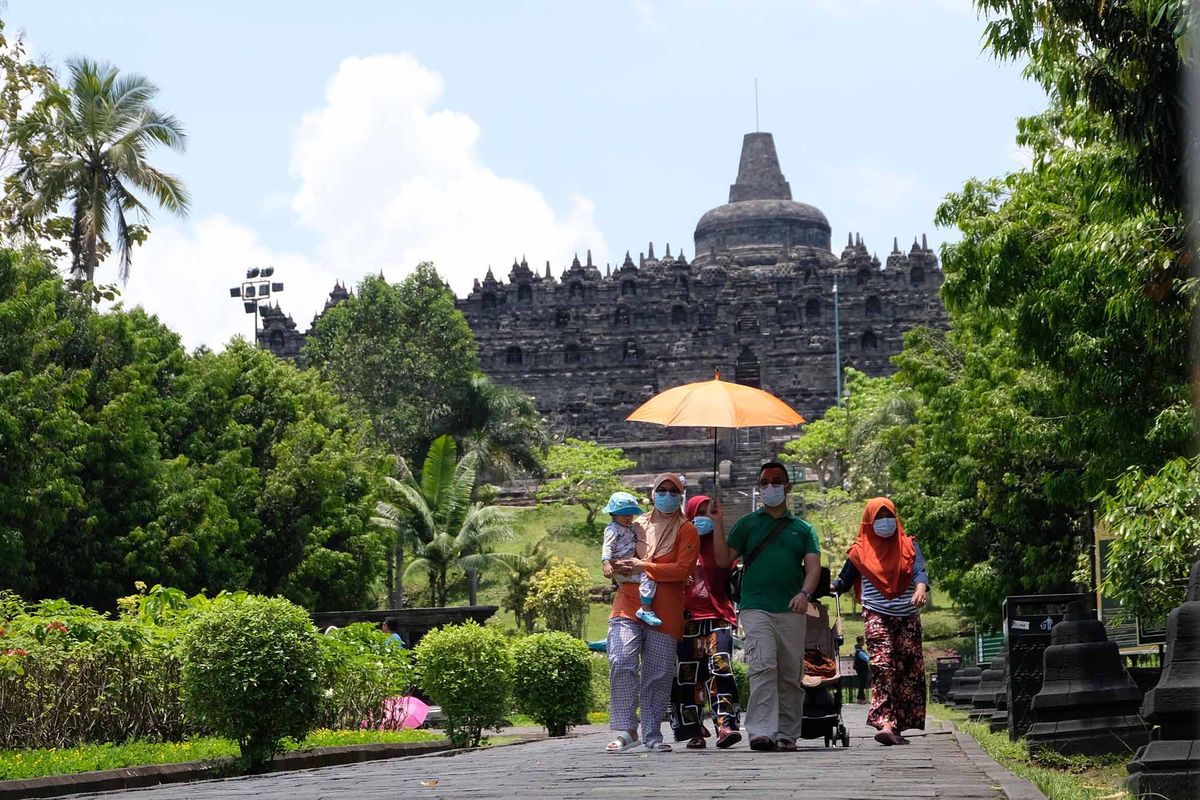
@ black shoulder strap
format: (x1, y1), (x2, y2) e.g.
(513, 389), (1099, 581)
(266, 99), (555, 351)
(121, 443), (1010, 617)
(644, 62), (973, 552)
(742, 517), (791, 570)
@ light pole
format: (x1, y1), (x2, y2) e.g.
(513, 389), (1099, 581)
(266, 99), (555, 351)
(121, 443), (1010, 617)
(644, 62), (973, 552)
(228, 267), (284, 347)
(833, 277), (843, 405)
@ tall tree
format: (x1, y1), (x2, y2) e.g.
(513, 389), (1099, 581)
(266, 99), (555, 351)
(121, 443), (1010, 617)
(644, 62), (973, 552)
(0, 247), (390, 610)
(978, 0), (1194, 212)
(445, 373), (548, 480)
(9, 58), (189, 285)
(304, 267), (480, 460)
(375, 435), (520, 606)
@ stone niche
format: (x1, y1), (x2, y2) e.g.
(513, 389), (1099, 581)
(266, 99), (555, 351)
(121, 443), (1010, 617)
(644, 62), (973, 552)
(1126, 560), (1200, 800)
(1026, 612), (1148, 757)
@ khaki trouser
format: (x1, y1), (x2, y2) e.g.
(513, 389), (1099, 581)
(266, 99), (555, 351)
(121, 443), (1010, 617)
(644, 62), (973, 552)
(740, 608), (807, 741)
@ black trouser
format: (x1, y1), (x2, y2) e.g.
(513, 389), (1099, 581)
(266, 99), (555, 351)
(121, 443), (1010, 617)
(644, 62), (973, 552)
(669, 618), (740, 741)
(855, 669), (869, 702)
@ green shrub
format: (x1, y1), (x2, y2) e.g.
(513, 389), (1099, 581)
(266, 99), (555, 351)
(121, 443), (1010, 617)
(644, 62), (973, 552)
(415, 620), (512, 747)
(181, 595), (324, 770)
(0, 592), (186, 749)
(527, 559), (590, 637)
(588, 653), (610, 713)
(510, 633), (591, 737)
(319, 623), (414, 729)
(733, 659), (749, 709)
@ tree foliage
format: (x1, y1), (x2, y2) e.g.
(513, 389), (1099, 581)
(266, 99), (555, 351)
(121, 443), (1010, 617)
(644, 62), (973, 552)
(7, 58), (189, 285)
(0, 248), (390, 610)
(375, 434), (520, 606)
(978, 0), (1194, 212)
(303, 268), (480, 460)
(1098, 455), (1200, 619)
(537, 439), (636, 527)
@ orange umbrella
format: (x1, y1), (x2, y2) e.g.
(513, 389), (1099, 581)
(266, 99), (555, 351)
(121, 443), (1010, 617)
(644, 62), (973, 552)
(627, 372), (805, 486)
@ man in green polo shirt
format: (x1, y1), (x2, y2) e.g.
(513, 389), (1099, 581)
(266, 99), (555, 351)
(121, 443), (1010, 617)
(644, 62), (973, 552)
(711, 461), (820, 752)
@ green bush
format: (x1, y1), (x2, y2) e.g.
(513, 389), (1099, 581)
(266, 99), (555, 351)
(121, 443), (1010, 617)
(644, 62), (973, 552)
(0, 592), (186, 749)
(319, 623), (414, 729)
(588, 653), (610, 713)
(733, 659), (749, 709)
(510, 633), (591, 737)
(181, 595), (324, 770)
(415, 620), (512, 747)
(527, 559), (591, 637)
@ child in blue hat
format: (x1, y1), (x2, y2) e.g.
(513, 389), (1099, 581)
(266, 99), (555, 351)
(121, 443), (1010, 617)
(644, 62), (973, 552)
(601, 491), (660, 626)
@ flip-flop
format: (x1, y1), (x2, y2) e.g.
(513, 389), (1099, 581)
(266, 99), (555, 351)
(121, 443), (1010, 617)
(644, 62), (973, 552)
(606, 731), (640, 753)
(644, 741), (673, 753)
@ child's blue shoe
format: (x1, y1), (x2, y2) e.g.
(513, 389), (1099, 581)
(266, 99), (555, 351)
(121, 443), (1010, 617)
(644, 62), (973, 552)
(636, 607), (663, 627)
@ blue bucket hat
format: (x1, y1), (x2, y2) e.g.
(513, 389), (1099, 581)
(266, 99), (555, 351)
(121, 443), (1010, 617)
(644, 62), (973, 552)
(603, 491), (642, 517)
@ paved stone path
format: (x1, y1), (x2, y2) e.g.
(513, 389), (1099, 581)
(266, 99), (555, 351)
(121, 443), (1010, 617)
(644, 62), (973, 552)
(70, 704), (1042, 799)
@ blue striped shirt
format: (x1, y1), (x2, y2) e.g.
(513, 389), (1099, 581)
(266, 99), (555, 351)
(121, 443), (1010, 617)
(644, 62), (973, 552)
(833, 541), (929, 617)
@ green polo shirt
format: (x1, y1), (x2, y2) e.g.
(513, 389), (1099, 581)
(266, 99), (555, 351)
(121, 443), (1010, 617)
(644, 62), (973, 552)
(725, 507), (820, 613)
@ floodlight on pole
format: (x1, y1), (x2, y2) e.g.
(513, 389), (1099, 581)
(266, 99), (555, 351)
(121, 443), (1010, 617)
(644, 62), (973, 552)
(228, 266), (284, 347)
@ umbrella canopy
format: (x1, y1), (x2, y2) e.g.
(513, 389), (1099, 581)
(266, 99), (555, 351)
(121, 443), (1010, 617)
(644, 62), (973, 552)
(627, 375), (805, 429)
(381, 695), (430, 730)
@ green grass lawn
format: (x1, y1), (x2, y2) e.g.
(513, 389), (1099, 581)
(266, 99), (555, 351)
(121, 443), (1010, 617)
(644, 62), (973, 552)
(0, 729), (443, 782)
(927, 705), (1131, 800)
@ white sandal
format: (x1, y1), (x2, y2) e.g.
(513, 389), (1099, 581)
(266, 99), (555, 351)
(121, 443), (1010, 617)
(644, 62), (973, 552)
(644, 741), (673, 753)
(606, 731), (640, 753)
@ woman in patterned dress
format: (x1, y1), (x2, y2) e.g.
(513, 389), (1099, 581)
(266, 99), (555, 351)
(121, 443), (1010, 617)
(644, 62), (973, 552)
(831, 497), (929, 746)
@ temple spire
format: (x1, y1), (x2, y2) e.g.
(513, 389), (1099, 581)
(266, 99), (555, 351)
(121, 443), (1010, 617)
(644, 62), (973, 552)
(729, 132), (792, 203)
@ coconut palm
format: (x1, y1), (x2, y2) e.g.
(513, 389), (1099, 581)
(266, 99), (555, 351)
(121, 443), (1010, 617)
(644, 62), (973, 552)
(12, 58), (189, 285)
(438, 374), (548, 481)
(374, 434), (522, 606)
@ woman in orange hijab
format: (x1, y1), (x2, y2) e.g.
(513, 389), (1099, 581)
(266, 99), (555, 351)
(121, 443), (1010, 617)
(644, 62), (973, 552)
(831, 497), (930, 746)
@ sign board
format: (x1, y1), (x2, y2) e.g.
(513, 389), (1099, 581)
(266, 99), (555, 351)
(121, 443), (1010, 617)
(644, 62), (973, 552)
(976, 631), (1004, 664)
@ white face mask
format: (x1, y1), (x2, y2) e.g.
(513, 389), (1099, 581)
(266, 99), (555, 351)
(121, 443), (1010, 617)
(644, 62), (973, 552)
(872, 517), (898, 538)
(760, 484), (787, 508)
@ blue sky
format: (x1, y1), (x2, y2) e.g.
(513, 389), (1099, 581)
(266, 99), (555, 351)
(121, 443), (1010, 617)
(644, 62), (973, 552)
(8, 1), (1046, 348)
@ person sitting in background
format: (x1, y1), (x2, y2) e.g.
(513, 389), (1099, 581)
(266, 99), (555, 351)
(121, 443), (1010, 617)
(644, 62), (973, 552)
(853, 636), (870, 704)
(381, 617), (405, 647)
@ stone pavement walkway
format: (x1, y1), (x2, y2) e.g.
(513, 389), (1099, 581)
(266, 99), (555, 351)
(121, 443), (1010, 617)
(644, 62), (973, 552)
(68, 703), (1043, 799)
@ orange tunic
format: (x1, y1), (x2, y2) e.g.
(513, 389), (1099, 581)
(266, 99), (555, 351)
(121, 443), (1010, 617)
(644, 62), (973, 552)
(609, 522), (700, 640)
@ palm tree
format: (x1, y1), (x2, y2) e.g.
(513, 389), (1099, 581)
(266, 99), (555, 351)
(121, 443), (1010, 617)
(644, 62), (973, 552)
(12, 58), (189, 285)
(441, 374), (548, 480)
(374, 434), (522, 606)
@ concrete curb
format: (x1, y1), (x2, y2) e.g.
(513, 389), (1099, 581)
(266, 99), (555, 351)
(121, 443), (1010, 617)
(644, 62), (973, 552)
(946, 721), (1048, 800)
(0, 739), (453, 799)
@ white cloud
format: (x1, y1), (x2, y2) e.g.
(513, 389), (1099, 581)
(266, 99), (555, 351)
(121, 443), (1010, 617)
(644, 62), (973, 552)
(288, 53), (606, 297)
(114, 215), (329, 351)
(632, 0), (662, 32)
(111, 52), (607, 350)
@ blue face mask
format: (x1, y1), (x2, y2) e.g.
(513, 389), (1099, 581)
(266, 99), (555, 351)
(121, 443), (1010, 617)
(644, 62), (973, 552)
(693, 516), (714, 535)
(653, 491), (682, 514)
(872, 517), (898, 538)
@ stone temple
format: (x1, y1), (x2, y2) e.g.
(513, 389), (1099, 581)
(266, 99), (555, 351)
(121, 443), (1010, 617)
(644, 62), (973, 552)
(263, 132), (947, 493)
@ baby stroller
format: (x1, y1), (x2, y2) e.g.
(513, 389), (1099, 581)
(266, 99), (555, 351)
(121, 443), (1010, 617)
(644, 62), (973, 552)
(799, 567), (851, 747)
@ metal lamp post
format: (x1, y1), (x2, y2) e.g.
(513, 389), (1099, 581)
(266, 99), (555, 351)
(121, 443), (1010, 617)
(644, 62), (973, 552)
(833, 277), (842, 405)
(228, 267), (284, 347)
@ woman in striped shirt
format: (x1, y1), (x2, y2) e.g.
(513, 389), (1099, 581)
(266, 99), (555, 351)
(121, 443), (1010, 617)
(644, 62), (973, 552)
(832, 497), (929, 746)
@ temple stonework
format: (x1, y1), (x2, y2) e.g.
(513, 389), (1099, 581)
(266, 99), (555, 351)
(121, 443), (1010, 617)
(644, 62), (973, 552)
(265, 133), (947, 491)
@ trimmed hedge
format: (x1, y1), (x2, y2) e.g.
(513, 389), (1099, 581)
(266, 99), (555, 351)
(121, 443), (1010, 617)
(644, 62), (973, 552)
(511, 633), (591, 736)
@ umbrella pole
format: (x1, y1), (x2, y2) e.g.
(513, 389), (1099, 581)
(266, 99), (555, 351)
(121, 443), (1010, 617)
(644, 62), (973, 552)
(711, 428), (719, 499)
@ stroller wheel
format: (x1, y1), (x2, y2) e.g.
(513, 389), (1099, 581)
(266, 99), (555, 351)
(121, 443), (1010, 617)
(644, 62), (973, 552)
(824, 732), (832, 747)
(841, 729), (851, 748)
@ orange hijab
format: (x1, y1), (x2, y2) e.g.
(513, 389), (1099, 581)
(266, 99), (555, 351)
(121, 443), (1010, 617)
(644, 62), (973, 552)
(847, 497), (916, 600)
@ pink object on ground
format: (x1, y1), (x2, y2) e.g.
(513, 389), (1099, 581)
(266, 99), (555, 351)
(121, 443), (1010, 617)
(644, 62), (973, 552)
(382, 695), (429, 730)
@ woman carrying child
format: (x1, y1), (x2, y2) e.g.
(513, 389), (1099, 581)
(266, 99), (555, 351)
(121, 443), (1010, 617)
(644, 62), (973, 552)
(604, 473), (700, 754)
